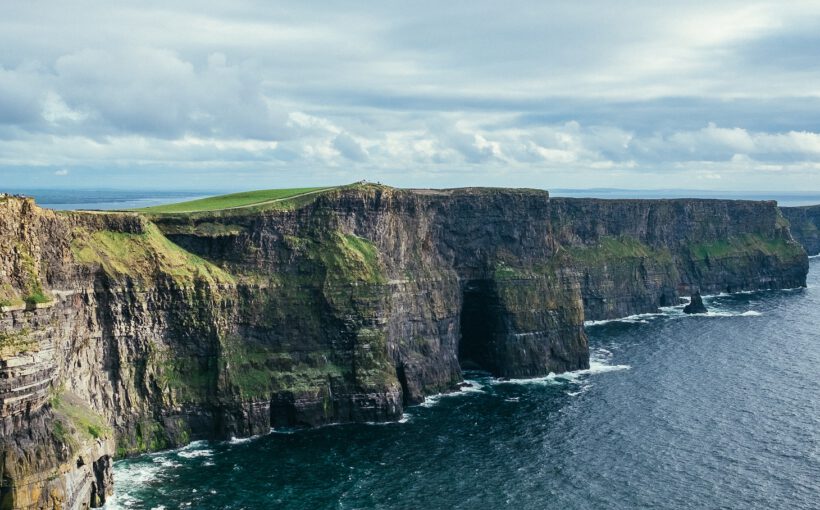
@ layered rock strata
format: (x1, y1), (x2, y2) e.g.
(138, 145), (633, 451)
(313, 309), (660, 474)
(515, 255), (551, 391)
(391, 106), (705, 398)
(780, 205), (820, 256)
(0, 186), (807, 508)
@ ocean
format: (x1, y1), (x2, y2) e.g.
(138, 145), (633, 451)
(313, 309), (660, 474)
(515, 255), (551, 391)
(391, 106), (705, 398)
(104, 259), (820, 509)
(3, 189), (214, 211)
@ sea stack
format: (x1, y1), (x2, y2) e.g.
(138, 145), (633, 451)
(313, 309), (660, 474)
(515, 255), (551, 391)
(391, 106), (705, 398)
(683, 291), (708, 314)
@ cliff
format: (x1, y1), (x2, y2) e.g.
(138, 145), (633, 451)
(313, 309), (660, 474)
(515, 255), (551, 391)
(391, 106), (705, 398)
(780, 205), (820, 256)
(0, 186), (808, 509)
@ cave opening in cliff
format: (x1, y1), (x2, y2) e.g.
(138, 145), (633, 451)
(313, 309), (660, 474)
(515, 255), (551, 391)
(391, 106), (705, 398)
(458, 281), (502, 375)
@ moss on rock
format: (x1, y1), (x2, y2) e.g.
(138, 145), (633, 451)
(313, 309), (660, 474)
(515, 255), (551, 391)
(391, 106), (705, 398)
(71, 222), (234, 285)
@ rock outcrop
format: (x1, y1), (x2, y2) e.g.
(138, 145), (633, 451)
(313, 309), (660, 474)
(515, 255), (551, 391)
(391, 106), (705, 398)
(0, 186), (808, 508)
(780, 205), (820, 256)
(683, 291), (708, 314)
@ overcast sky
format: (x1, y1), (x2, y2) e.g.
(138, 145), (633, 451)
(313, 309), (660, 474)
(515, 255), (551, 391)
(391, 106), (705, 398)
(3, 1), (820, 191)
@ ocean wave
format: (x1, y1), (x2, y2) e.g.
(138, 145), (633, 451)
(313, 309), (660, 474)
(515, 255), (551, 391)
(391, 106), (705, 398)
(587, 303), (764, 325)
(584, 312), (665, 326)
(418, 379), (488, 407)
(176, 443), (214, 459)
(701, 310), (763, 318)
(226, 435), (255, 445)
(566, 384), (591, 397)
(365, 412), (413, 426)
(103, 460), (166, 509)
(492, 359), (630, 387)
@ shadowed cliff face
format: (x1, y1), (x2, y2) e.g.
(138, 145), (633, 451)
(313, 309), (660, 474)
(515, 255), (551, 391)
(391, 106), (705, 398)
(0, 187), (808, 508)
(780, 205), (820, 256)
(547, 198), (808, 319)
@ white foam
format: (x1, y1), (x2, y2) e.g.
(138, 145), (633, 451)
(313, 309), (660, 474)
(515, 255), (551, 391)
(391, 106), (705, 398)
(418, 379), (487, 407)
(566, 384), (592, 397)
(584, 312), (665, 327)
(587, 361), (632, 374)
(154, 457), (181, 469)
(493, 360), (630, 387)
(364, 413), (413, 426)
(701, 309), (763, 318)
(105, 440), (217, 509)
(176, 447), (213, 459)
(104, 459), (165, 509)
(225, 431), (270, 445)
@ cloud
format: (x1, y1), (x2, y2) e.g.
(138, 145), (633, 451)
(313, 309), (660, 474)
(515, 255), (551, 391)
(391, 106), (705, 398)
(54, 169), (68, 176)
(2, 1), (820, 190)
(332, 133), (368, 162)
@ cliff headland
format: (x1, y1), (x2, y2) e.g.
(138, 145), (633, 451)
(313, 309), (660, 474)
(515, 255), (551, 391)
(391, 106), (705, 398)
(0, 184), (809, 508)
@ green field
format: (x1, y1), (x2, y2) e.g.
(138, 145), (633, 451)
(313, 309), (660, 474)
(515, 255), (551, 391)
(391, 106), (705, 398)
(136, 187), (333, 213)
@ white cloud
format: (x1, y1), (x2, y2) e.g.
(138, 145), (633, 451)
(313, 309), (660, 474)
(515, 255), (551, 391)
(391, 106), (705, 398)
(1, 1), (820, 189)
(54, 168), (68, 176)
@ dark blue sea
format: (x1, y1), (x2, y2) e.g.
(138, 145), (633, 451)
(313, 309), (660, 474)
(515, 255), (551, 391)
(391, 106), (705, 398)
(104, 259), (820, 509)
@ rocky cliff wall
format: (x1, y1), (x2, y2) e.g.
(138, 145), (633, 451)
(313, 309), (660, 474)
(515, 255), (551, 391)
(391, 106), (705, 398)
(0, 187), (808, 508)
(780, 205), (820, 256)
(546, 198), (807, 319)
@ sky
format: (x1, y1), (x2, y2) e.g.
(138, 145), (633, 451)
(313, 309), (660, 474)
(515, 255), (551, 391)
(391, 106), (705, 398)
(3, 1), (820, 191)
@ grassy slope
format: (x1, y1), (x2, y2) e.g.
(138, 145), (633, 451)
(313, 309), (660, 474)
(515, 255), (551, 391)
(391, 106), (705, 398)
(71, 222), (234, 284)
(136, 187), (333, 213)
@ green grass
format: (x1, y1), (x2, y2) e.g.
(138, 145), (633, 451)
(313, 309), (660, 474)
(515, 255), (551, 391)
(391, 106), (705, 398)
(494, 261), (527, 280)
(51, 391), (111, 446)
(313, 233), (386, 285)
(565, 235), (671, 264)
(136, 187), (334, 213)
(689, 234), (804, 261)
(71, 222), (234, 284)
(0, 327), (38, 356)
(24, 290), (50, 306)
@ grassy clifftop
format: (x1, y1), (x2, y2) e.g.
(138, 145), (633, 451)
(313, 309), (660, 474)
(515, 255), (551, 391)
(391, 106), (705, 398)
(137, 186), (335, 214)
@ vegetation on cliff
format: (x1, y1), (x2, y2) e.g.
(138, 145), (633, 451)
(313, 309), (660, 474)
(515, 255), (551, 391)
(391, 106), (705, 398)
(688, 234), (804, 262)
(71, 222), (234, 285)
(0, 242), (51, 308)
(51, 391), (112, 445)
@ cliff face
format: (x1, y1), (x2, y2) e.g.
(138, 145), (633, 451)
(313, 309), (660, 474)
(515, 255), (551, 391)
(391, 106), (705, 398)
(780, 205), (820, 256)
(0, 187), (808, 509)
(547, 198), (807, 319)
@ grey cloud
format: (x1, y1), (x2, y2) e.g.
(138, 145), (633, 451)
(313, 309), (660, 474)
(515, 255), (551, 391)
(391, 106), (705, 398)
(52, 48), (290, 140)
(0, 1), (819, 190)
(0, 64), (48, 127)
(332, 133), (368, 161)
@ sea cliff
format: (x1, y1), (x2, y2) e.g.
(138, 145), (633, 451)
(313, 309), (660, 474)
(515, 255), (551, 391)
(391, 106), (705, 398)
(0, 186), (808, 509)
(780, 205), (820, 256)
